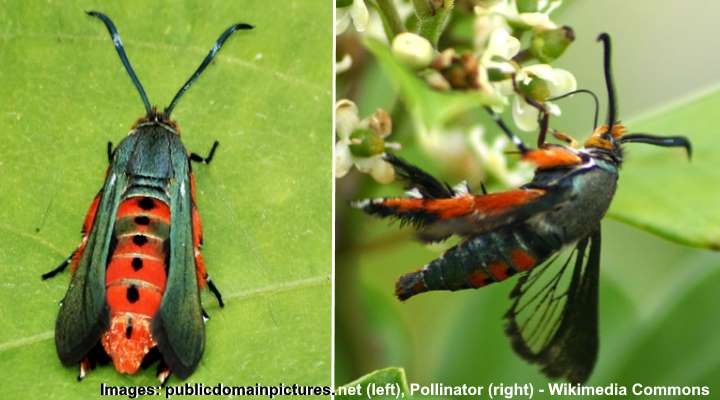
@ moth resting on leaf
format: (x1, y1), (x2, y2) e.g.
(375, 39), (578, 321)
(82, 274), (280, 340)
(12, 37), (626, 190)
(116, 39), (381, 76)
(42, 11), (253, 383)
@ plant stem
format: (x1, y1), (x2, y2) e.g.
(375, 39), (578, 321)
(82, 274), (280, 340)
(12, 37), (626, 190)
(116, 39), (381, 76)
(412, 0), (455, 47)
(374, 0), (406, 39)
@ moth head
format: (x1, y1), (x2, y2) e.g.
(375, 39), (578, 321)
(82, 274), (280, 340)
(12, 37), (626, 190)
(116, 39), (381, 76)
(584, 33), (691, 159)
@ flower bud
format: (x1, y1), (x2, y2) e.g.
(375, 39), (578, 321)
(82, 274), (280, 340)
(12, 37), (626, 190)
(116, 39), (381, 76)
(392, 32), (434, 69)
(530, 25), (575, 63)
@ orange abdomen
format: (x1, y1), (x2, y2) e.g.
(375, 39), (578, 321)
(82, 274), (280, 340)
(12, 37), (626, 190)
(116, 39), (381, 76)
(102, 196), (170, 374)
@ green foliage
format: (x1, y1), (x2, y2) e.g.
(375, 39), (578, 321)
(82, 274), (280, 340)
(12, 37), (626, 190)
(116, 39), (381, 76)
(609, 90), (720, 249)
(0, 0), (331, 397)
(412, 0), (455, 46)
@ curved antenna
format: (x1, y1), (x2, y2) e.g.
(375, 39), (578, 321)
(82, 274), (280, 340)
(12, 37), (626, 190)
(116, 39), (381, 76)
(87, 11), (152, 115)
(619, 133), (692, 159)
(596, 33), (616, 128)
(547, 89), (600, 131)
(165, 23), (254, 117)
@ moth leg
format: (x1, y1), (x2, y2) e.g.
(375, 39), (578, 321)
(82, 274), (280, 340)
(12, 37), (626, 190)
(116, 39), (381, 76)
(511, 73), (551, 147)
(157, 362), (171, 386)
(190, 141), (220, 165)
(480, 183), (488, 195)
(188, 172), (223, 309)
(484, 107), (530, 153)
(552, 130), (579, 148)
(484, 108), (583, 169)
(201, 307), (210, 321)
(77, 357), (92, 381)
(41, 251), (74, 280)
(206, 275), (224, 308)
(107, 141), (114, 163)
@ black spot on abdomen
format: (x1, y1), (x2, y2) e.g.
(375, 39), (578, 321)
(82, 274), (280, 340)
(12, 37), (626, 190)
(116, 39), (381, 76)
(133, 235), (148, 246)
(126, 285), (139, 303)
(138, 197), (155, 210)
(131, 257), (143, 271)
(134, 216), (150, 225)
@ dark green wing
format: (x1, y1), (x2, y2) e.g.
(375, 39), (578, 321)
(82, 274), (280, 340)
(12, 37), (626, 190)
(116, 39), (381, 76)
(55, 168), (127, 365)
(504, 228), (602, 383)
(151, 141), (205, 379)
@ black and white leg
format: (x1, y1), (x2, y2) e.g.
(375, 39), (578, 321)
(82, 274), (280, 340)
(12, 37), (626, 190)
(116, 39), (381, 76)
(190, 141), (220, 165)
(484, 107), (529, 154)
(206, 275), (224, 308)
(42, 250), (76, 280)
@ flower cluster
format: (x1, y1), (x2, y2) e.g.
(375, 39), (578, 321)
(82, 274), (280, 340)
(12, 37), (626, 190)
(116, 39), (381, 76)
(426, 0), (576, 131)
(335, 100), (400, 183)
(335, 0), (577, 187)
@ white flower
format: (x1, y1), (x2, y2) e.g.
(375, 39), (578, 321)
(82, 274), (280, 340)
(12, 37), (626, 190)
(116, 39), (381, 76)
(335, 100), (398, 183)
(336, 0), (369, 34)
(474, 1), (514, 49)
(474, 20), (577, 131)
(476, 27), (520, 100)
(512, 65), (577, 131)
(474, 0), (562, 40)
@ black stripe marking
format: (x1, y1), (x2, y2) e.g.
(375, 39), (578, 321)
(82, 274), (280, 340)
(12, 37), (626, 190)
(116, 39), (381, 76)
(125, 317), (133, 338)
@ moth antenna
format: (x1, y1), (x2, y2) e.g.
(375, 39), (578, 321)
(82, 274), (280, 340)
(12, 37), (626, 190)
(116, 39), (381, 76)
(87, 11), (152, 115)
(596, 33), (617, 128)
(165, 23), (254, 117)
(547, 89), (600, 131)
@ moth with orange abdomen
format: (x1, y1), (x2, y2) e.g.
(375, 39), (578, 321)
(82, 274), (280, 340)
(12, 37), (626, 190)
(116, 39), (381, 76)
(353, 33), (691, 383)
(41, 11), (252, 383)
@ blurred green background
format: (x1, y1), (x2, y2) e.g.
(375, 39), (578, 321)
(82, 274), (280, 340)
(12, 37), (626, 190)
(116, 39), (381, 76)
(336, 1), (720, 397)
(0, 0), (331, 398)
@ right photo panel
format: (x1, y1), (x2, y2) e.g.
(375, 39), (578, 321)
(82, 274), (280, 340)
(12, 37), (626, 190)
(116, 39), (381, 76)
(335, 1), (719, 398)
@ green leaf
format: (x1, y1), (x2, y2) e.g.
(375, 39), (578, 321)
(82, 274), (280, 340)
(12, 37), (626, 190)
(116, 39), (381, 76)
(602, 255), (720, 386)
(364, 38), (503, 129)
(608, 88), (720, 249)
(337, 367), (410, 400)
(412, 0), (454, 46)
(0, 0), (331, 397)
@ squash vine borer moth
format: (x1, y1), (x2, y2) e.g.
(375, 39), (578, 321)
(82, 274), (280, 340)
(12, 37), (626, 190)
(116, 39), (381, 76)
(41, 11), (252, 383)
(353, 33), (691, 383)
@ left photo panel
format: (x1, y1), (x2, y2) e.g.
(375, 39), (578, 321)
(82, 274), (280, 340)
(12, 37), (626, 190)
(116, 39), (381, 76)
(0, 1), (332, 397)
